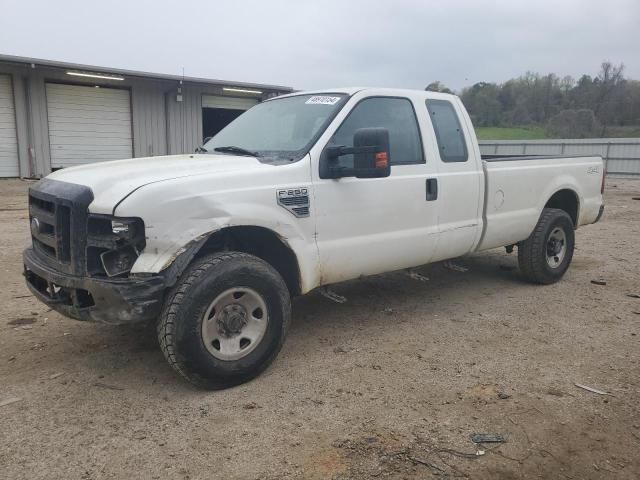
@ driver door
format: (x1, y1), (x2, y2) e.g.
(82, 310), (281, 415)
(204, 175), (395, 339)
(311, 93), (439, 285)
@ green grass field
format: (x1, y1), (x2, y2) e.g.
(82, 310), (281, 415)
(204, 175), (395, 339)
(474, 126), (547, 140)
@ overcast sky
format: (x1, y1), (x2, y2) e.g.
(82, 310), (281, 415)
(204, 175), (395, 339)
(1, 0), (638, 91)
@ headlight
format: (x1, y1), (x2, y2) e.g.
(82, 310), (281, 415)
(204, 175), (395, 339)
(111, 220), (131, 234)
(109, 218), (143, 240)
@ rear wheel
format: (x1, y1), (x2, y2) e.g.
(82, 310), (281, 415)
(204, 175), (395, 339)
(518, 208), (575, 284)
(158, 251), (291, 389)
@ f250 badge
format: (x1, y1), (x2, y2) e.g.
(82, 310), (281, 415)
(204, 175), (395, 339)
(587, 166), (601, 174)
(277, 187), (310, 218)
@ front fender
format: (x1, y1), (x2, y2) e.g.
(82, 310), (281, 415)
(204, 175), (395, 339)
(113, 174), (319, 293)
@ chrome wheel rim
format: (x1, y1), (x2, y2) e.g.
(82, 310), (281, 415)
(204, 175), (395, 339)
(201, 287), (268, 361)
(546, 227), (567, 268)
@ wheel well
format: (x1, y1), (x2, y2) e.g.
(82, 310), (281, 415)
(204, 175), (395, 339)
(545, 189), (579, 227)
(194, 226), (301, 296)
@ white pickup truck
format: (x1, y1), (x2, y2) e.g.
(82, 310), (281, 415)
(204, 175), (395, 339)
(24, 88), (605, 388)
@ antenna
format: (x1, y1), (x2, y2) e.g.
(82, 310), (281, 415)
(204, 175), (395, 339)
(179, 66), (185, 152)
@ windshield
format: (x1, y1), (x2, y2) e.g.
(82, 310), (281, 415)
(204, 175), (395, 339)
(203, 93), (347, 161)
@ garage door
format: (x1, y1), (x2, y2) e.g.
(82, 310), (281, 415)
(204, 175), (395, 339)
(46, 83), (133, 167)
(202, 95), (259, 110)
(0, 75), (19, 177)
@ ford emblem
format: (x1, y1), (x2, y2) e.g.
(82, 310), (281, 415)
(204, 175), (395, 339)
(30, 217), (40, 236)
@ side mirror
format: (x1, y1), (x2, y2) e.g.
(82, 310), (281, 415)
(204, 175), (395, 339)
(323, 127), (391, 179)
(352, 127), (391, 178)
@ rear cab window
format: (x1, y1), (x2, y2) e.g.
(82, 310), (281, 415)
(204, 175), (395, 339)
(426, 99), (468, 162)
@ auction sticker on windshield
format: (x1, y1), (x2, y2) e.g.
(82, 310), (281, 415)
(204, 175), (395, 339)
(305, 96), (341, 105)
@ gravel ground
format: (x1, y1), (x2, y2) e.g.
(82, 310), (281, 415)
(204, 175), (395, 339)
(0, 177), (639, 480)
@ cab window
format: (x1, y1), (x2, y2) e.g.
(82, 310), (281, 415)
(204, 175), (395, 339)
(329, 97), (424, 167)
(426, 99), (468, 162)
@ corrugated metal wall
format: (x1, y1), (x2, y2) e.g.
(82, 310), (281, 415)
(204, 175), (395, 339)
(0, 61), (289, 177)
(479, 139), (640, 175)
(131, 82), (167, 158)
(165, 84), (204, 156)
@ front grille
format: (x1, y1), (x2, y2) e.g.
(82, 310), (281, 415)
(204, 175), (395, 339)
(28, 179), (94, 276)
(30, 195), (54, 213)
(29, 196), (71, 263)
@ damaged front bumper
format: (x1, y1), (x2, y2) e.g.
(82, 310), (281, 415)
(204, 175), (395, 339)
(23, 247), (165, 324)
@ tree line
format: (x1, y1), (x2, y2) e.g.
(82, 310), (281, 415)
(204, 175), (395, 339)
(426, 62), (640, 138)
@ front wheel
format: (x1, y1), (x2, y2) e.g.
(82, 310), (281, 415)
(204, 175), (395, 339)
(158, 251), (291, 389)
(518, 208), (575, 284)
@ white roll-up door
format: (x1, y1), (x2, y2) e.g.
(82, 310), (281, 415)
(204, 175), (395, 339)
(202, 95), (259, 110)
(0, 75), (19, 177)
(46, 83), (133, 167)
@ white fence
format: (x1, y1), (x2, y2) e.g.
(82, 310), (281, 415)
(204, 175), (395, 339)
(478, 138), (640, 175)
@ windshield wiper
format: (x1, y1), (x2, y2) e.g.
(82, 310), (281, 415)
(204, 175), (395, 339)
(213, 146), (259, 157)
(195, 145), (208, 153)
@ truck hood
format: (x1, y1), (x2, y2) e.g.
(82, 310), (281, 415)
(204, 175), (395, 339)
(45, 154), (268, 214)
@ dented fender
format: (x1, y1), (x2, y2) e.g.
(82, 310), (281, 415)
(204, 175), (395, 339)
(112, 162), (320, 293)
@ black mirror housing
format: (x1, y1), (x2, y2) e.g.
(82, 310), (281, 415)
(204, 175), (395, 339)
(321, 127), (391, 179)
(353, 127), (390, 178)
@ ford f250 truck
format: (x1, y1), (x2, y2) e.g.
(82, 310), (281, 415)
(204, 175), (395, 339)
(23, 88), (605, 389)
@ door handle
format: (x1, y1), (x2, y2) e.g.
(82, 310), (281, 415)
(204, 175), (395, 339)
(426, 178), (438, 201)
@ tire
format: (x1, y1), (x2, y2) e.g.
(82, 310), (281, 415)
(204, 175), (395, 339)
(158, 251), (291, 389)
(518, 208), (575, 285)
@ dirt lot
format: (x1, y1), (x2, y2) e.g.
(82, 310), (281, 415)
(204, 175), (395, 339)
(1, 177), (639, 480)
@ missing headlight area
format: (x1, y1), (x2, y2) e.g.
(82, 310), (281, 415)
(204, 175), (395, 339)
(100, 246), (139, 277)
(87, 215), (146, 278)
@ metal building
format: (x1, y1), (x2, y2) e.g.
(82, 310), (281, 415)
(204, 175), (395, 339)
(0, 54), (292, 178)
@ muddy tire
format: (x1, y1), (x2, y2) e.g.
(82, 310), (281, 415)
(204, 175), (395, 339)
(158, 251), (291, 389)
(518, 208), (575, 285)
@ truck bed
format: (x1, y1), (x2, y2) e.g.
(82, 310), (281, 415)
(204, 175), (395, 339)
(476, 155), (604, 252)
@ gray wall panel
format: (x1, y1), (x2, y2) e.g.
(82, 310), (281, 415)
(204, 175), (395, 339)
(131, 82), (168, 158)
